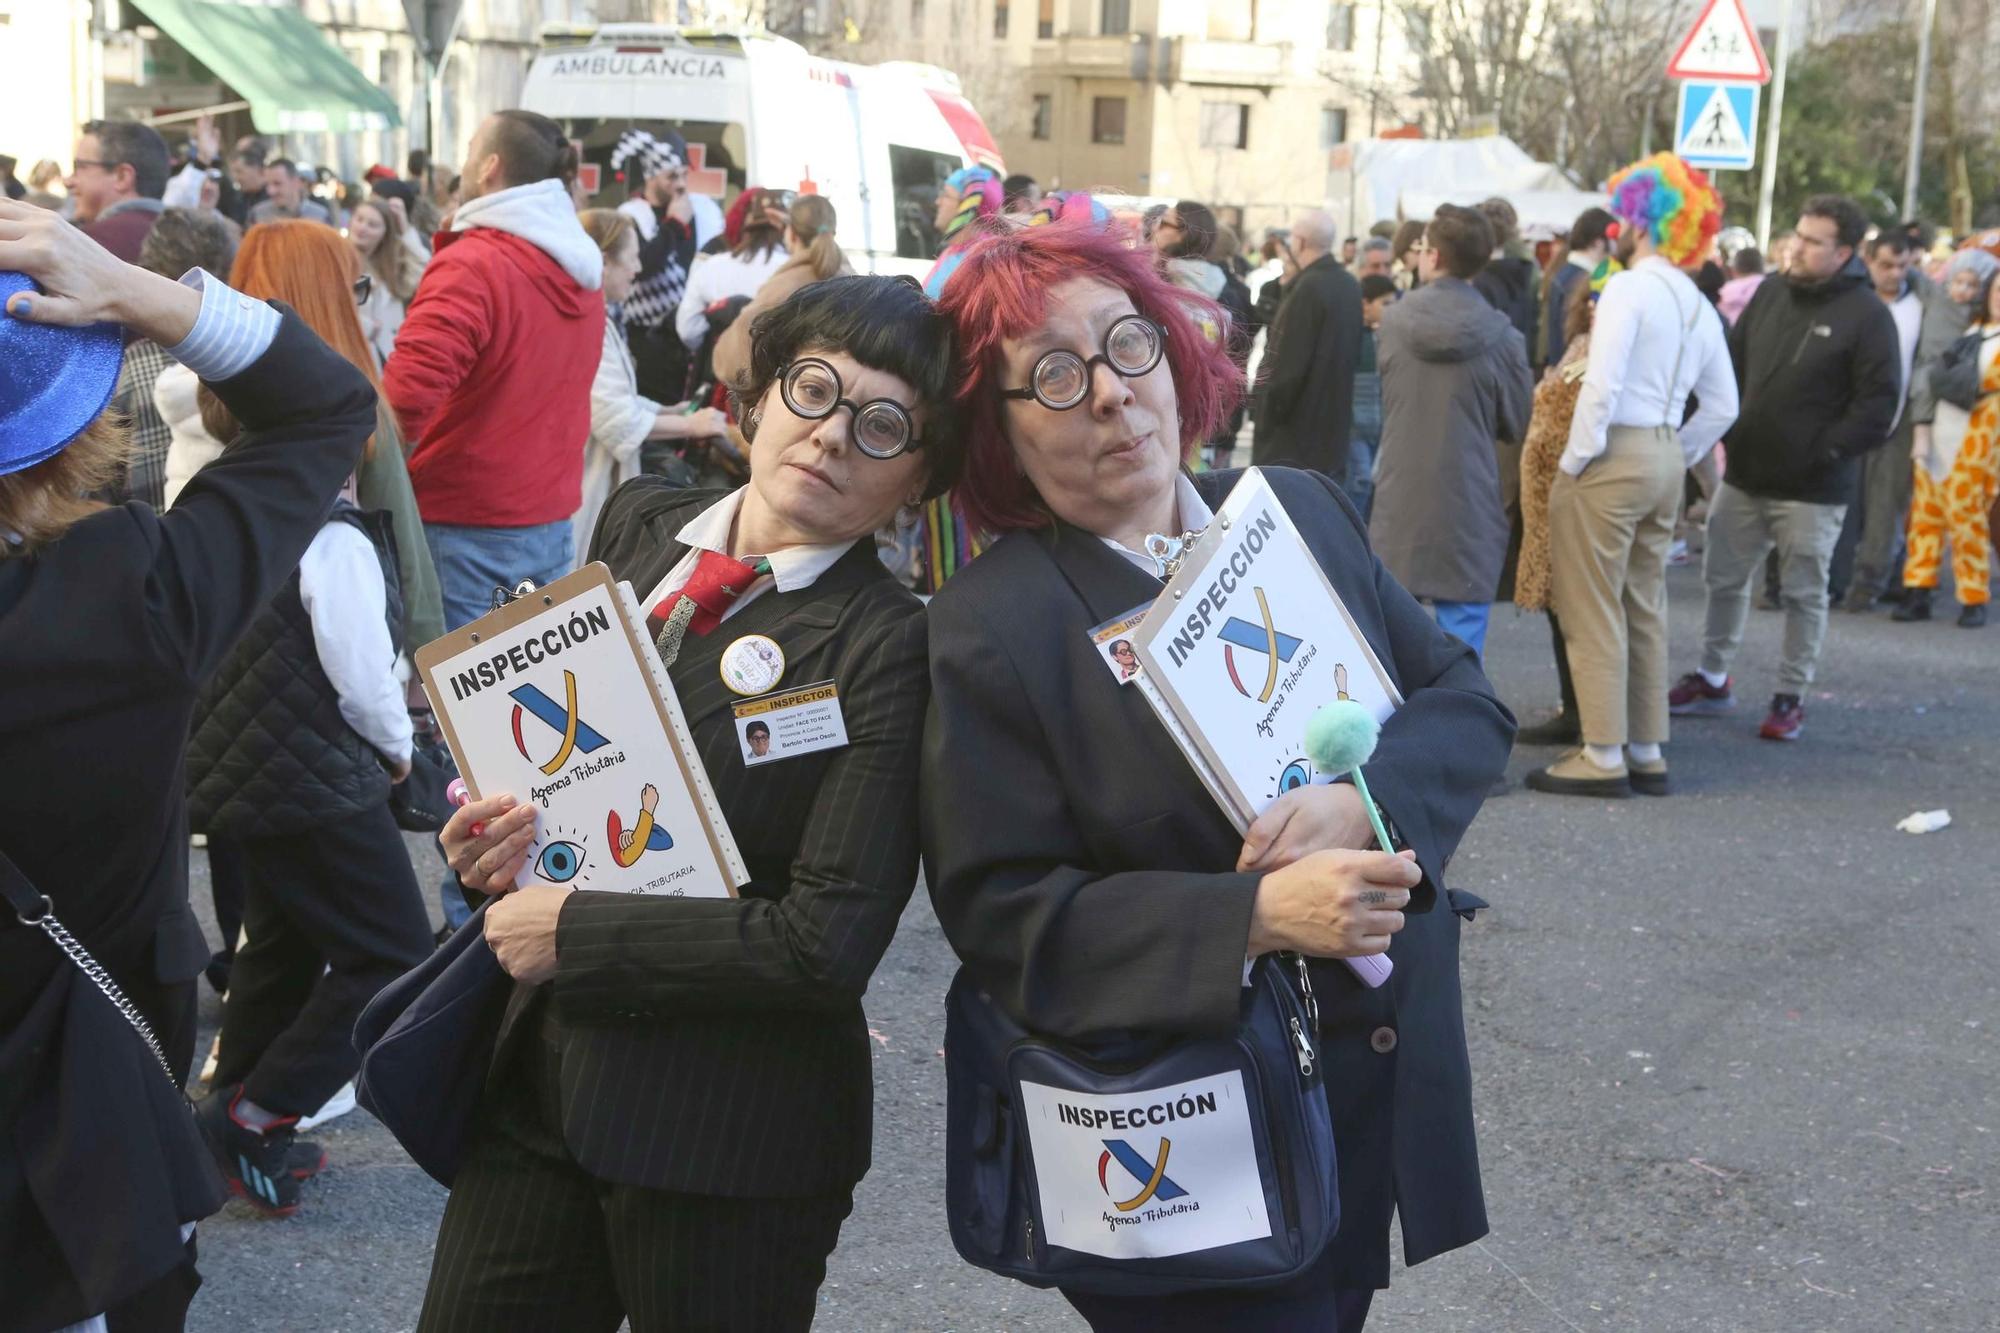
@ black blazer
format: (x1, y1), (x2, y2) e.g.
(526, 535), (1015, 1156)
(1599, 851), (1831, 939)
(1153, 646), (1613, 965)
(921, 466), (1514, 1289)
(496, 481), (927, 1199)
(0, 312), (373, 1327)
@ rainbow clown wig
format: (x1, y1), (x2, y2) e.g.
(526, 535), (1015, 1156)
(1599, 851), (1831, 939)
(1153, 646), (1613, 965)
(1604, 152), (1724, 269)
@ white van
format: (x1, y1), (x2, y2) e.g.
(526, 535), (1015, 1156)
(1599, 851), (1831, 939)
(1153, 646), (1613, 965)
(521, 24), (1004, 278)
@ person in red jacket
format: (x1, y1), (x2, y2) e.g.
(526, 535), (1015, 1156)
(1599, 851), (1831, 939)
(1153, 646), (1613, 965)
(384, 109), (606, 631)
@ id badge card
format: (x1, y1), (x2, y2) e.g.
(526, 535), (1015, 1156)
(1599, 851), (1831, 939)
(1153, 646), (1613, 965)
(731, 680), (847, 766)
(1088, 603), (1153, 687)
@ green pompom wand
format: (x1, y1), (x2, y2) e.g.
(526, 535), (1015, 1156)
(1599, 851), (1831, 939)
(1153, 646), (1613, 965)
(1303, 700), (1394, 851)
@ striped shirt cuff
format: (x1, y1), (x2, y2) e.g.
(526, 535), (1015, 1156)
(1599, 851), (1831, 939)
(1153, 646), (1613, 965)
(163, 268), (281, 382)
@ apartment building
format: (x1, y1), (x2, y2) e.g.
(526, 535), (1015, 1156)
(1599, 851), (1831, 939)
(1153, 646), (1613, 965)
(768, 0), (1426, 239)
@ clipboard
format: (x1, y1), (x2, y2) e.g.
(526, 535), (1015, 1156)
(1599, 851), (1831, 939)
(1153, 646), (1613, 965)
(1129, 468), (1402, 832)
(415, 562), (748, 898)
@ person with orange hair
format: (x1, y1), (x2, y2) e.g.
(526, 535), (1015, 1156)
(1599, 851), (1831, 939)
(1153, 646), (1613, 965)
(162, 218), (441, 647)
(1529, 152), (1738, 797)
(178, 218), (437, 1217)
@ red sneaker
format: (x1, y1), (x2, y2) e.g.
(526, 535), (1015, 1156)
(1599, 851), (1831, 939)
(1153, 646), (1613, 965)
(1668, 671), (1735, 716)
(1759, 694), (1804, 741)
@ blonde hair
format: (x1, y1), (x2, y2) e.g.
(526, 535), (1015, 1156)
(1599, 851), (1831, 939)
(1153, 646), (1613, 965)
(579, 207), (637, 256)
(788, 195), (842, 281)
(0, 413), (129, 556)
(353, 200), (425, 304)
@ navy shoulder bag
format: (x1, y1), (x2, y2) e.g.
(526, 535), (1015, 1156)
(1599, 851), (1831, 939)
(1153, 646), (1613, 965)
(943, 954), (1338, 1296)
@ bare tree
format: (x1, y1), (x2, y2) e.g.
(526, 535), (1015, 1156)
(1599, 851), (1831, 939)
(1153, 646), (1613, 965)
(1395, 0), (1555, 139)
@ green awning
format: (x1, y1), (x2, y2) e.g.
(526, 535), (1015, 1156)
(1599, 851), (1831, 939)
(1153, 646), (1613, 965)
(135, 0), (402, 135)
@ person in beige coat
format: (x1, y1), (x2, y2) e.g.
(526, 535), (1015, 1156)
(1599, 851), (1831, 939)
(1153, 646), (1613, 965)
(574, 208), (729, 551)
(711, 193), (852, 392)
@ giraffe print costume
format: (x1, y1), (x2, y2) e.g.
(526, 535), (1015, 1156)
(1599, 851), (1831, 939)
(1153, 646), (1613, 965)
(1905, 329), (2000, 606)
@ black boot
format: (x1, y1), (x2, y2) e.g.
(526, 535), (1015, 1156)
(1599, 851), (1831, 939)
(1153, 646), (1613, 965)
(1959, 603), (1988, 629)
(1892, 588), (1933, 622)
(1516, 712), (1582, 745)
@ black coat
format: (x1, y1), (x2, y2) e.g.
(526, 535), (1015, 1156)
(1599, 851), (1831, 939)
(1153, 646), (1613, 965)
(489, 480), (929, 1199)
(187, 504), (404, 839)
(0, 312), (373, 1327)
(1473, 254), (1539, 352)
(1252, 256), (1362, 477)
(1724, 257), (1903, 504)
(921, 466), (1515, 1288)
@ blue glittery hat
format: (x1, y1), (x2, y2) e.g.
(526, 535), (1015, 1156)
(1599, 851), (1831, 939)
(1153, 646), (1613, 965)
(0, 272), (124, 477)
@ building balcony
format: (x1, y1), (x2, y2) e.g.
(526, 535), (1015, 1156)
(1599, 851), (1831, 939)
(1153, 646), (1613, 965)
(1029, 33), (1151, 80)
(1170, 38), (1285, 86)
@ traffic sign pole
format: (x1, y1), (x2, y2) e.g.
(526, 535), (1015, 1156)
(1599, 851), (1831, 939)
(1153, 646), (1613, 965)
(1902, 0), (1938, 219)
(1754, 0), (1793, 248)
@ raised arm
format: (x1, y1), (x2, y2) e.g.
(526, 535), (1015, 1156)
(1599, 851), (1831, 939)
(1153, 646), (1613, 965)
(2, 202), (372, 683)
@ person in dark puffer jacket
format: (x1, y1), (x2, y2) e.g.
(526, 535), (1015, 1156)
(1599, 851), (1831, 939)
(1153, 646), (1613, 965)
(185, 486), (430, 1217)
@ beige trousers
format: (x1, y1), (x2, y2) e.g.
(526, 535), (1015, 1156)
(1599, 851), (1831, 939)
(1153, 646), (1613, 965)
(1547, 425), (1685, 746)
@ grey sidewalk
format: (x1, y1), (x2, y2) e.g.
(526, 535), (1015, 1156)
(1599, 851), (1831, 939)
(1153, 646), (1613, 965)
(187, 566), (1999, 1332)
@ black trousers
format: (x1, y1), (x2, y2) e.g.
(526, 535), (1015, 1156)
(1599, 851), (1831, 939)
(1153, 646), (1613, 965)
(419, 1024), (853, 1332)
(1547, 609), (1580, 719)
(212, 801), (430, 1117)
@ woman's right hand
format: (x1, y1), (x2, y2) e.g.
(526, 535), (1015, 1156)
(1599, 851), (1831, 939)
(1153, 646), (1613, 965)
(1247, 848), (1419, 958)
(0, 199), (201, 341)
(441, 793), (539, 896)
(1912, 422), (1932, 463)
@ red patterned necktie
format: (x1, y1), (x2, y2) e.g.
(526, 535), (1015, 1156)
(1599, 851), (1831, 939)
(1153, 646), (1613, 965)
(647, 548), (763, 642)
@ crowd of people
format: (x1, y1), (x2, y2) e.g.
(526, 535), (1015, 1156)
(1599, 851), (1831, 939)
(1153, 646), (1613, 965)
(2, 103), (1995, 1333)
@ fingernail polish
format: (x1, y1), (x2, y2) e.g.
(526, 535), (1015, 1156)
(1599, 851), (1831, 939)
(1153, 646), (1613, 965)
(7, 297), (27, 317)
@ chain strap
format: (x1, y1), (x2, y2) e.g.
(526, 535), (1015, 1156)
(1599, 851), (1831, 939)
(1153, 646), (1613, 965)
(15, 893), (178, 1084)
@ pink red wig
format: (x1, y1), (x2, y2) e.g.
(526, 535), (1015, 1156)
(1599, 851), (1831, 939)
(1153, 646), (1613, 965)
(1605, 153), (1723, 269)
(937, 218), (1242, 537)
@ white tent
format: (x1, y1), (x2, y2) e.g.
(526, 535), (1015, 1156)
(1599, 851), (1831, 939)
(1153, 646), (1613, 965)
(1328, 137), (1608, 240)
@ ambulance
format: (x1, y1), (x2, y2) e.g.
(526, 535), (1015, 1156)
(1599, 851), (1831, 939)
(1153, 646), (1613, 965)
(520, 24), (1005, 278)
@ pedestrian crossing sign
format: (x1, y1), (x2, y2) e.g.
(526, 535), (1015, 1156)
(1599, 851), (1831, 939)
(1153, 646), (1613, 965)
(1675, 80), (1758, 172)
(1666, 0), (1772, 83)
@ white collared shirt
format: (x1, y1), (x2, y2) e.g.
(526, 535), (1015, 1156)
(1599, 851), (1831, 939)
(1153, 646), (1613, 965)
(1886, 285), (1924, 432)
(1101, 473), (1216, 576)
(1564, 256), (1738, 474)
(639, 488), (856, 623)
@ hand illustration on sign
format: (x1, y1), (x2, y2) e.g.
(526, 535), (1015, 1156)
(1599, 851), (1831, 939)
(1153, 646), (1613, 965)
(607, 783), (675, 868)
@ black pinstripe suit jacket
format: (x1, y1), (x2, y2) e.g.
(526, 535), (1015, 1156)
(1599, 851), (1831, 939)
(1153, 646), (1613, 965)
(494, 480), (928, 1199)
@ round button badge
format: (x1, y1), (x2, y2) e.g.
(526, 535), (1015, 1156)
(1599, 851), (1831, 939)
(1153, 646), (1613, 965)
(719, 634), (786, 696)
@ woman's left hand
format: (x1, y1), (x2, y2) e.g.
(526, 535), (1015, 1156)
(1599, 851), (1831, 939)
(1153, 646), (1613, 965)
(1237, 783), (1376, 873)
(484, 884), (570, 984)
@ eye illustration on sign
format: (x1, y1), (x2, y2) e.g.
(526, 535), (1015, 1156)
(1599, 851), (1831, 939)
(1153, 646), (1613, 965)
(532, 823), (593, 886)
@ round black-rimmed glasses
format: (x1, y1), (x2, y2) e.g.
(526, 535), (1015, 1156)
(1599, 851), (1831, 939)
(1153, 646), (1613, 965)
(779, 358), (925, 459)
(1000, 315), (1167, 411)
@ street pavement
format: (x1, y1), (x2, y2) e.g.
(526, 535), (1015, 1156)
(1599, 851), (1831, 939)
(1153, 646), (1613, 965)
(184, 566), (1998, 1332)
